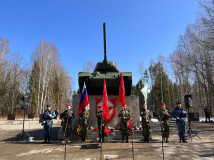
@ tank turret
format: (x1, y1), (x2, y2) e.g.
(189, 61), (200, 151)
(78, 23), (132, 95)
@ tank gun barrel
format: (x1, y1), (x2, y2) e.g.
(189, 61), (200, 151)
(103, 23), (107, 63)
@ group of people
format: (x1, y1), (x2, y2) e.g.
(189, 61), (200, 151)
(41, 104), (89, 143)
(41, 101), (189, 144)
(118, 102), (188, 143)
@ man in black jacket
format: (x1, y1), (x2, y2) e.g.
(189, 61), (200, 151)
(172, 102), (188, 143)
(204, 106), (211, 123)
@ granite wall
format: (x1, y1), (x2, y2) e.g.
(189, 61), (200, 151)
(71, 95), (140, 128)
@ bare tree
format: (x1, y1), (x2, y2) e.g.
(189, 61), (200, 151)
(83, 61), (95, 72)
(137, 61), (144, 81)
(32, 40), (59, 115)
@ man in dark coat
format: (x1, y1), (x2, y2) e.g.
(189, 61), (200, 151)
(172, 102), (188, 143)
(204, 106), (211, 123)
(41, 104), (56, 143)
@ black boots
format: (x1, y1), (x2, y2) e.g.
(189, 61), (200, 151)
(146, 138), (149, 143)
(144, 137), (149, 143)
(81, 136), (86, 143)
(182, 136), (188, 143)
(179, 136), (182, 143)
(122, 136), (129, 143)
(43, 137), (47, 143)
(122, 136), (125, 143)
(126, 136), (129, 143)
(179, 136), (187, 143)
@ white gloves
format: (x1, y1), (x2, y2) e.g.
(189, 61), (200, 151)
(176, 117), (180, 120)
(182, 111), (186, 114)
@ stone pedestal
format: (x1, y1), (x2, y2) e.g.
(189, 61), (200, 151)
(72, 95), (140, 128)
(58, 130), (152, 141)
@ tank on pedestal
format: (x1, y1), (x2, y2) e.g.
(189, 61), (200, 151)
(78, 23), (132, 95)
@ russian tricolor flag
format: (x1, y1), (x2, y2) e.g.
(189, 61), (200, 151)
(78, 82), (90, 116)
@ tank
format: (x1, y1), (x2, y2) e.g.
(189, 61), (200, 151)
(78, 23), (132, 95)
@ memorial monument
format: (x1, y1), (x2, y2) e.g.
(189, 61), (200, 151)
(72, 23), (140, 133)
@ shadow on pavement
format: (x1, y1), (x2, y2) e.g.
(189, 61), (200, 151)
(2, 127), (60, 142)
(200, 153), (214, 157)
(80, 144), (100, 149)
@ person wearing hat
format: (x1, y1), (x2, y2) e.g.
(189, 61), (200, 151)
(41, 104), (56, 143)
(118, 105), (131, 143)
(60, 104), (74, 143)
(140, 104), (151, 143)
(159, 103), (170, 143)
(172, 102), (188, 143)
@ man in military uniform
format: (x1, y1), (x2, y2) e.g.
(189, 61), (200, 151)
(172, 102), (188, 143)
(78, 111), (89, 143)
(140, 104), (151, 143)
(41, 104), (56, 143)
(60, 104), (74, 143)
(118, 105), (131, 143)
(159, 103), (170, 143)
(97, 107), (105, 142)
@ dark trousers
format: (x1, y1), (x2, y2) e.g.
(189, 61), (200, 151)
(44, 125), (52, 141)
(98, 125), (105, 142)
(205, 114), (210, 122)
(81, 136), (85, 142)
(176, 120), (186, 137)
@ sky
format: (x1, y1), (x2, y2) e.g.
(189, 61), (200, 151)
(0, 0), (199, 91)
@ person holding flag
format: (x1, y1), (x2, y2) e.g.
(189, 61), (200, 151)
(78, 82), (90, 143)
(118, 73), (132, 143)
(97, 79), (110, 143)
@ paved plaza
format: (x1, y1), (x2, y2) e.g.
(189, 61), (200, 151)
(0, 120), (213, 160)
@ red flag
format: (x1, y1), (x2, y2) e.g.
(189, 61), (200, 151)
(102, 79), (110, 122)
(118, 72), (126, 106)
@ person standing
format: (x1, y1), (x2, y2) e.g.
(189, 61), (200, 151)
(118, 105), (131, 143)
(172, 102), (188, 143)
(140, 104), (151, 143)
(204, 106), (211, 123)
(41, 104), (56, 143)
(159, 103), (170, 143)
(78, 111), (89, 143)
(97, 107), (105, 142)
(60, 104), (74, 143)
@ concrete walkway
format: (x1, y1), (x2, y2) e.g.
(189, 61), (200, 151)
(0, 121), (213, 160)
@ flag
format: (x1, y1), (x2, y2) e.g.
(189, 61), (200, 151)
(118, 72), (126, 107)
(95, 97), (117, 123)
(78, 82), (90, 116)
(102, 79), (110, 122)
(141, 85), (148, 105)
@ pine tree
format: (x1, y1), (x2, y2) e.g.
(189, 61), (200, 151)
(149, 62), (170, 110)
